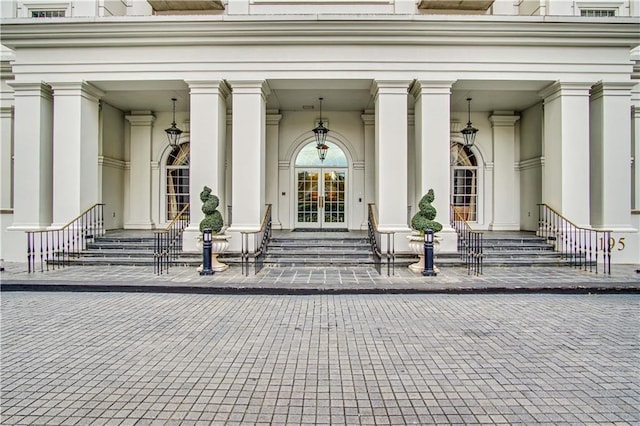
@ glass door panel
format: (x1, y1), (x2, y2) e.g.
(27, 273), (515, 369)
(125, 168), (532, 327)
(296, 170), (320, 228)
(322, 170), (346, 228)
(295, 168), (347, 229)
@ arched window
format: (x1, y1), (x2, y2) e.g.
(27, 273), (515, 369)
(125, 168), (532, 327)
(166, 143), (190, 220)
(295, 141), (348, 167)
(451, 143), (478, 222)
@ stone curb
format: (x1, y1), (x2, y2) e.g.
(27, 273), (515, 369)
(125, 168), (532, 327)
(2, 281), (639, 295)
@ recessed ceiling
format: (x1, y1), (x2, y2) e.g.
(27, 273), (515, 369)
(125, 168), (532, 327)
(95, 79), (548, 113)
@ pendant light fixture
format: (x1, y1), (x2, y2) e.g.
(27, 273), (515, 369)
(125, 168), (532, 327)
(312, 97), (329, 161)
(460, 97), (478, 148)
(165, 97), (183, 148)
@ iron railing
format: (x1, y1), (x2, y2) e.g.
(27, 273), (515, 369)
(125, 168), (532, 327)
(240, 204), (272, 276)
(368, 203), (395, 276)
(26, 203), (105, 273)
(537, 204), (611, 274)
(154, 204), (190, 275)
(451, 205), (483, 275)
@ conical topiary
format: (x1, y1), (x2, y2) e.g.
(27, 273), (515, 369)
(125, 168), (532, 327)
(410, 188), (442, 234)
(199, 186), (224, 234)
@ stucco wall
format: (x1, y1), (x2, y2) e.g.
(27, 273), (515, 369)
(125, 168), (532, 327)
(519, 102), (543, 231)
(101, 102), (125, 230)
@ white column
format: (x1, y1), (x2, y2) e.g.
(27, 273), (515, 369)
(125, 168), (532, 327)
(489, 113), (521, 230)
(410, 80), (456, 252)
(590, 82), (633, 229)
(227, 80), (269, 249)
(633, 103), (640, 212)
(183, 81), (229, 251)
(266, 110), (282, 229)
(8, 82), (53, 230)
(372, 81), (411, 233)
(539, 82), (591, 227)
(361, 110), (375, 208)
(0, 106), (13, 211)
(124, 112), (155, 229)
(50, 82), (103, 227)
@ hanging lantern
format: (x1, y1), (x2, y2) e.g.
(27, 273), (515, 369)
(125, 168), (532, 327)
(312, 97), (329, 161)
(460, 97), (478, 148)
(165, 97), (183, 148)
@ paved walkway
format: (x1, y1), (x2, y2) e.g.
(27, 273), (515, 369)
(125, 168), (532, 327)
(2, 292), (639, 425)
(1, 261), (639, 293)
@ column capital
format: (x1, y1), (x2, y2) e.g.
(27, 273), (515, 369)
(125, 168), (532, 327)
(266, 112), (282, 126)
(370, 80), (412, 97)
(538, 81), (592, 101)
(125, 113), (156, 126)
(49, 81), (104, 102)
(408, 80), (455, 98)
(489, 113), (520, 127)
(590, 81), (635, 101)
(7, 81), (52, 99)
(186, 80), (231, 98)
(361, 111), (375, 125)
(227, 80), (270, 98)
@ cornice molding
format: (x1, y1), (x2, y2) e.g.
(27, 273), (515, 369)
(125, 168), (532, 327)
(2, 17), (638, 49)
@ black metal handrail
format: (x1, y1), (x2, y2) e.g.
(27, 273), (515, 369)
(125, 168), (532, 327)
(154, 204), (190, 275)
(368, 203), (395, 276)
(240, 204), (272, 276)
(451, 205), (483, 275)
(537, 204), (611, 274)
(26, 203), (105, 273)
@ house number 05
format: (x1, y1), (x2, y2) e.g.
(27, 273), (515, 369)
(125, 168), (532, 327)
(599, 237), (626, 251)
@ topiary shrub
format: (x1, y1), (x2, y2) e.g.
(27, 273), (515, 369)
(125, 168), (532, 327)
(199, 186), (224, 234)
(411, 188), (442, 234)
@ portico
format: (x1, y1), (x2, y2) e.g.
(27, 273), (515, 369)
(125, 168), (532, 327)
(1, 14), (638, 264)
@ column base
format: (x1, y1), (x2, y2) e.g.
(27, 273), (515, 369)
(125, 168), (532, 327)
(489, 222), (521, 231)
(182, 226), (201, 253)
(124, 223), (155, 230)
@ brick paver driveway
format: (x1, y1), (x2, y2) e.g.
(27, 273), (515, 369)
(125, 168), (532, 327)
(2, 293), (638, 425)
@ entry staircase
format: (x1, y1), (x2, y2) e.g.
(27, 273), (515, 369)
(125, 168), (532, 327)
(436, 232), (568, 267)
(60, 229), (565, 269)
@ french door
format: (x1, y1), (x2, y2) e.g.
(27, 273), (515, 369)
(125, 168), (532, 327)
(295, 168), (347, 229)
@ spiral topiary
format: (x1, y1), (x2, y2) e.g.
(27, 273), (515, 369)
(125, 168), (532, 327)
(199, 185), (224, 234)
(410, 188), (442, 234)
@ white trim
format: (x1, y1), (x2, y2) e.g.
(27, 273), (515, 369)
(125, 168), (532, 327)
(98, 156), (126, 170)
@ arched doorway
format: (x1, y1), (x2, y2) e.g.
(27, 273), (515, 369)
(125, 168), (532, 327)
(166, 143), (189, 221)
(450, 142), (478, 222)
(294, 141), (348, 229)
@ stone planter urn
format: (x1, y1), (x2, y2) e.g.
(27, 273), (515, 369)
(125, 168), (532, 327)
(196, 234), (230, 272)
(407, 233), (441, 273)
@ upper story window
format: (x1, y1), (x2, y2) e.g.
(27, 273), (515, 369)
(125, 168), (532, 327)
(18, 1), (70, 18)
(580, 9), (616, 16)
(31, 9), (66, 17)
(575, 1), (624, 17)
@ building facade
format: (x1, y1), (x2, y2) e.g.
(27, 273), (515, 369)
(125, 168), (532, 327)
(1, 0), (639, 263)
